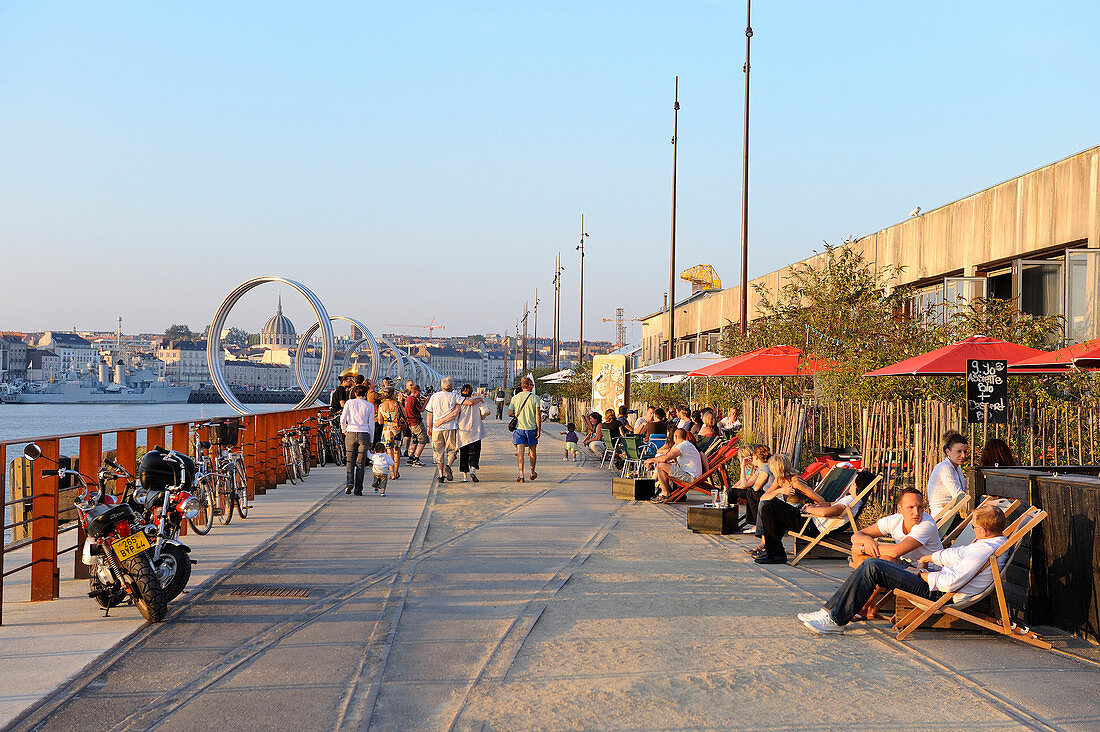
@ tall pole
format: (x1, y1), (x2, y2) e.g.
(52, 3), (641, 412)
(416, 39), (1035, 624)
(553, 253), (563, 370)
(521, 303), (529, 372)
(669, 76), (680, 360)
(739, 0), (752, 335)
(577, 214), (588, 366)
(503, 332), (510, 391)
(533, 289), (539, 373)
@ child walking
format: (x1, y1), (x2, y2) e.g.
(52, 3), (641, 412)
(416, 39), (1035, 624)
(370, 442), (396, 496)
(561, 422), (579, 462)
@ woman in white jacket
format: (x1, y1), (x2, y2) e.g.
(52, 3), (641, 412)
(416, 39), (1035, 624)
(927, 430), (969, 517)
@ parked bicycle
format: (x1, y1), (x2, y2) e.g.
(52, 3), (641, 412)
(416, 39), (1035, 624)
(278, 426), (306, 484)
(189, 420), (250, 533)
(316, 410), (344, 466)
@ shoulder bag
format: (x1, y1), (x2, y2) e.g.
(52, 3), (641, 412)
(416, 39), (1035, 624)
(508, 393), (532, 432)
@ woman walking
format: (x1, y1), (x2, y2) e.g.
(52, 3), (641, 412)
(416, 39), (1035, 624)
(456, 383), (487, 482)
(378, 386), (403, 480)
(339, 385), (375, 496)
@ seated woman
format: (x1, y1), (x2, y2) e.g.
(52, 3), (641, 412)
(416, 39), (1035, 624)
(850, 487), (943, 564)
(741, 444), (774, 548)
(645, 428), (702, 503)
(927, 430), (968, 517)
(979, 437), (1015, 467)
(753, 455), (829, 564)
(586, 409), (623, 457)
(580, 411), (603, 455)
(695, 409), (720, 453)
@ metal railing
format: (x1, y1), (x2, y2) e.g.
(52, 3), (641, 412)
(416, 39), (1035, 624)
(0, 406), (323, 625)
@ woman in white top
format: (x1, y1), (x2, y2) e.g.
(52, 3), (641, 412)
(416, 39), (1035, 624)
(927, 431), (968, 517)
(850, 487), (944, 564)
(646, 428), (702, 503)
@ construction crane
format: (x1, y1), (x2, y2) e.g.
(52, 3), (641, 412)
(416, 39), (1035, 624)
(602, 307), (642, 349)
(679, 264), (722, 294)
(382, 318), (446, 337)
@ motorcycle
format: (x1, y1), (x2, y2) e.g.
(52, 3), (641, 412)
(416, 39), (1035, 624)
(22, 444), (169, 622)
(124, 447), (199, 601)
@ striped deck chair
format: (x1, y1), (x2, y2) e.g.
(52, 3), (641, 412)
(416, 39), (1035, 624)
(663, 439), (740, 503)
(788, 472), (882, 566)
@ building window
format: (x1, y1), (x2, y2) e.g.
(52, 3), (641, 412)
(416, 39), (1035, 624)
(1066, 249), (1100, 344)
(1017, 258), (1063, 321)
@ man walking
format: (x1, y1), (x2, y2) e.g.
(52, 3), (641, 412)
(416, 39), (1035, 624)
(426, 376), (462, 482)
(403, 383), (428, 466)
(494, 387), (506, 420)
(509, 376), (541, 482)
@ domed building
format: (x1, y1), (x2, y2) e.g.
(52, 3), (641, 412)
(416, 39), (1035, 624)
(260, 296), (296, 349)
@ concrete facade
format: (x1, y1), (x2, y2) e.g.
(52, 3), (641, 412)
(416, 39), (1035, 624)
(641, 145), (1100, 364)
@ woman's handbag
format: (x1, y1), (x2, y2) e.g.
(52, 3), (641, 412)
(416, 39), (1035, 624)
(508, 393), (532, 432)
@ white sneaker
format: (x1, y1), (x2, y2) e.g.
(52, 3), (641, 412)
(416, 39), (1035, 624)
(741, 525), (756, 534)
(803, 615), (844, 634)
(797, 608), (830, 623)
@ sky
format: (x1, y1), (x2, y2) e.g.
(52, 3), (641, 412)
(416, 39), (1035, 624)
(2, 1), (1099, 343)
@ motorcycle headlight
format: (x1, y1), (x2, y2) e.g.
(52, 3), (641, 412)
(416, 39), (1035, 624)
(133, 488), (147, 505)
(182, 497), (201, 520)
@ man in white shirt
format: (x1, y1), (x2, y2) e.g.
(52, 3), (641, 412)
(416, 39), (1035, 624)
(799, 504), (1008, 633)
(425, 376), (462, 483)
(633, 406), (655, 434)
(340, 385), (376, 496)
(849, 488), (943, 564)
(644, 428), (702, 503)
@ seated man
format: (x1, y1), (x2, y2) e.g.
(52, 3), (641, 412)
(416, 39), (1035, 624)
(645, 428), (701, 503)
(849, 487), (943, 564)
(798, 504), (1008, 634)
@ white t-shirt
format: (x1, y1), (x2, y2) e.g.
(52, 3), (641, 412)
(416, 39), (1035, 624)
(813, 493), (863, 533)
(426, 390), (462, 431)
(875, 512), (944, 562)
(927, 458), (966, 516)
(371, 452), (395, 476)
(673, 441), (702, 480)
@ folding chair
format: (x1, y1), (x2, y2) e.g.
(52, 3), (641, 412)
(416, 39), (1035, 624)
(893, 506), (1050, 649)
(619, 434), (644, 478)
(788, 472), (881, 566)
(932, 492), (972, 540)
(598, 432), (618, 470)
(664, 440), (740, 503)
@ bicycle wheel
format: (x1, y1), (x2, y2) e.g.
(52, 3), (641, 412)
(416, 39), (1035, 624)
(232, 463), (249, 519)
(282, 442), (298, 485)
(334, 430), (346, 465)
(299, 437), (312, 476)
(293, 441), (306, 481)
(316, 432), (328, 467)
(188, 477), (215, 535)
(217, 474), (233, 525)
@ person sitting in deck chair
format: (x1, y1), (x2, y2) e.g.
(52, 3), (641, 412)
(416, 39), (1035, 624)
(850, 487), (943, 564)
(646, 428), (702, 503)
(798, 504), (1008, 634)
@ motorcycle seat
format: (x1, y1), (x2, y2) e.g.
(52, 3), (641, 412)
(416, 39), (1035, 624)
(198, 441), (211, 450)
(812, 446), (862, 461)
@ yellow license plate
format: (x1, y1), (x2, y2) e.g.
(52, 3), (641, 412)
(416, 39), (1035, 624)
(112, 532), (150, 562)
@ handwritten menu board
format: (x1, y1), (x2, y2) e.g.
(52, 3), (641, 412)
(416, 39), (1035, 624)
(966, 359), (1008, 424)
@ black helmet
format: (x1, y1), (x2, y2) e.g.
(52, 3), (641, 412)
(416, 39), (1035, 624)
(138, 447), (195, 491)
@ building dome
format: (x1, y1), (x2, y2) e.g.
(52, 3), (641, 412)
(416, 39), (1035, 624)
(260, 296), (297, 348)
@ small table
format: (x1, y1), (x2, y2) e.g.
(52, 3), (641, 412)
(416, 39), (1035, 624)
(687, 504), (741, 535)
(612, 477), (656, 501)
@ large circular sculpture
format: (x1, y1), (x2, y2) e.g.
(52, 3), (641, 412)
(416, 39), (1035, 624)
(207, 277), (334, 415)
(377, 337), (406, 383)
(294, 316), (379, 405)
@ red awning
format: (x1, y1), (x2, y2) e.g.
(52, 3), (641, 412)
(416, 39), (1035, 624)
(689, 345), (834, 377)
(1011, 338), (1100, 371)
(864, 335), (1047, 376)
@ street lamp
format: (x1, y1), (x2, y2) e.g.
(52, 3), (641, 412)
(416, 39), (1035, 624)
(577, 215), (589, 366)
(552, 254), (564, 370)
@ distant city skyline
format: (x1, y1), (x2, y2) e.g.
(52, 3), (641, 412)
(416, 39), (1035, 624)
(2, 2), (1098, 340)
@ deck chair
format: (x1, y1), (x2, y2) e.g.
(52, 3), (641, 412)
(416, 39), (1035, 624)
(932, 492), (972, 540)
(893, 505), (1050, 649)
(663, 440), (740, 503)
(788, 471), (881, 566)
(618, 434), (644, 478)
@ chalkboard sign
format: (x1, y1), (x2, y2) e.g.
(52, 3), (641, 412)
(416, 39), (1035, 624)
(966, 359), (1008, 424)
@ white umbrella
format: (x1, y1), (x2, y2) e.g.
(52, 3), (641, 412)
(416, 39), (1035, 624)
(630, 351), (725, 378)
(539, 368), (574, 381)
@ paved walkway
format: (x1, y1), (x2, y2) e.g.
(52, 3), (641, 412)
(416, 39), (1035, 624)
(3, 421), (1099, 730)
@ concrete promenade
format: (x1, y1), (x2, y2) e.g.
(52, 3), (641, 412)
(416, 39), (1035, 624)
(2, 420), (1099, 730)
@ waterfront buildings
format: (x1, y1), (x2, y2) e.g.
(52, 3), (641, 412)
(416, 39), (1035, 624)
(640, 144), (1100, 364)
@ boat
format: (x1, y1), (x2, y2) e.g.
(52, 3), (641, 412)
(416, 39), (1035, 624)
(1, 378), (192, 404)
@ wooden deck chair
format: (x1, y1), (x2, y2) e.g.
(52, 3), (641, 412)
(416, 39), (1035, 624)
(788, 472), (881, 566)
(892, 506), (1050, 649)
(932, 492), (972, 540)
(664, 440), (740, 503)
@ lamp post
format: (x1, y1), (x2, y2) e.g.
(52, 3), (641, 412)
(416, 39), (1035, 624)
(552, 253), (563, 370)
(739, 0), (753, 335)
(668, 76), (680, 360)
(533, 289), (539, 373)
(577, 215), (589, 366)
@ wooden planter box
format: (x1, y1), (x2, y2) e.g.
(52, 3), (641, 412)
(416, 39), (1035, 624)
(687, 505), (740, 535)
(612, 477), (656, 501)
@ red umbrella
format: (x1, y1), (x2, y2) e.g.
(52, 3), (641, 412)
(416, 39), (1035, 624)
(689, 345), (834, 377)
(1011, 338), (1100, 371)
(864, 335), (1046, 376)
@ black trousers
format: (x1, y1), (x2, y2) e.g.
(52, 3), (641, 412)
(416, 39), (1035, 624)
(496, 402), (504, 419)
(460, 440), (482, 473)
(759, 500), (819, 559)
(742, 487), (763, 525)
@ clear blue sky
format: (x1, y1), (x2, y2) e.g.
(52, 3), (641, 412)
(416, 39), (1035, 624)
(2, 1), (1098, 342)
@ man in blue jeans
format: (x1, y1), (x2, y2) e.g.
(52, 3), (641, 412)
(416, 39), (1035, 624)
(799, 504), (1009, 634)
(509, 376), (541, 482)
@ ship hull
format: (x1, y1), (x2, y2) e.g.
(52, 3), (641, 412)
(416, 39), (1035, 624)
(11, 384), (192, 404)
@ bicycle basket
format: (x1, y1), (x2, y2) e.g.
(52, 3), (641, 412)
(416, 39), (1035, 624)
(209, 420), (240, 447)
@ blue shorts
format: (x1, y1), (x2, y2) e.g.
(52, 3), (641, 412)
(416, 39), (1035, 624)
(513, 429), (539, 446)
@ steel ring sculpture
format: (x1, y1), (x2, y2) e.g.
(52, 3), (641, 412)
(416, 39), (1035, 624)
(294, 316), (379, 406)
(376, 337), (405, 383)
(207, 276), (335, 415)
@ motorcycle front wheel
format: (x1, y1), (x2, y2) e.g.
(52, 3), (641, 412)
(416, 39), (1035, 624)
(153, 543), (192, 601)
(124, 554), (168, 622)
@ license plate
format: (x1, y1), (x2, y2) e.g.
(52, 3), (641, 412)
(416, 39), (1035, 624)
(112, 532), (150, 562)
